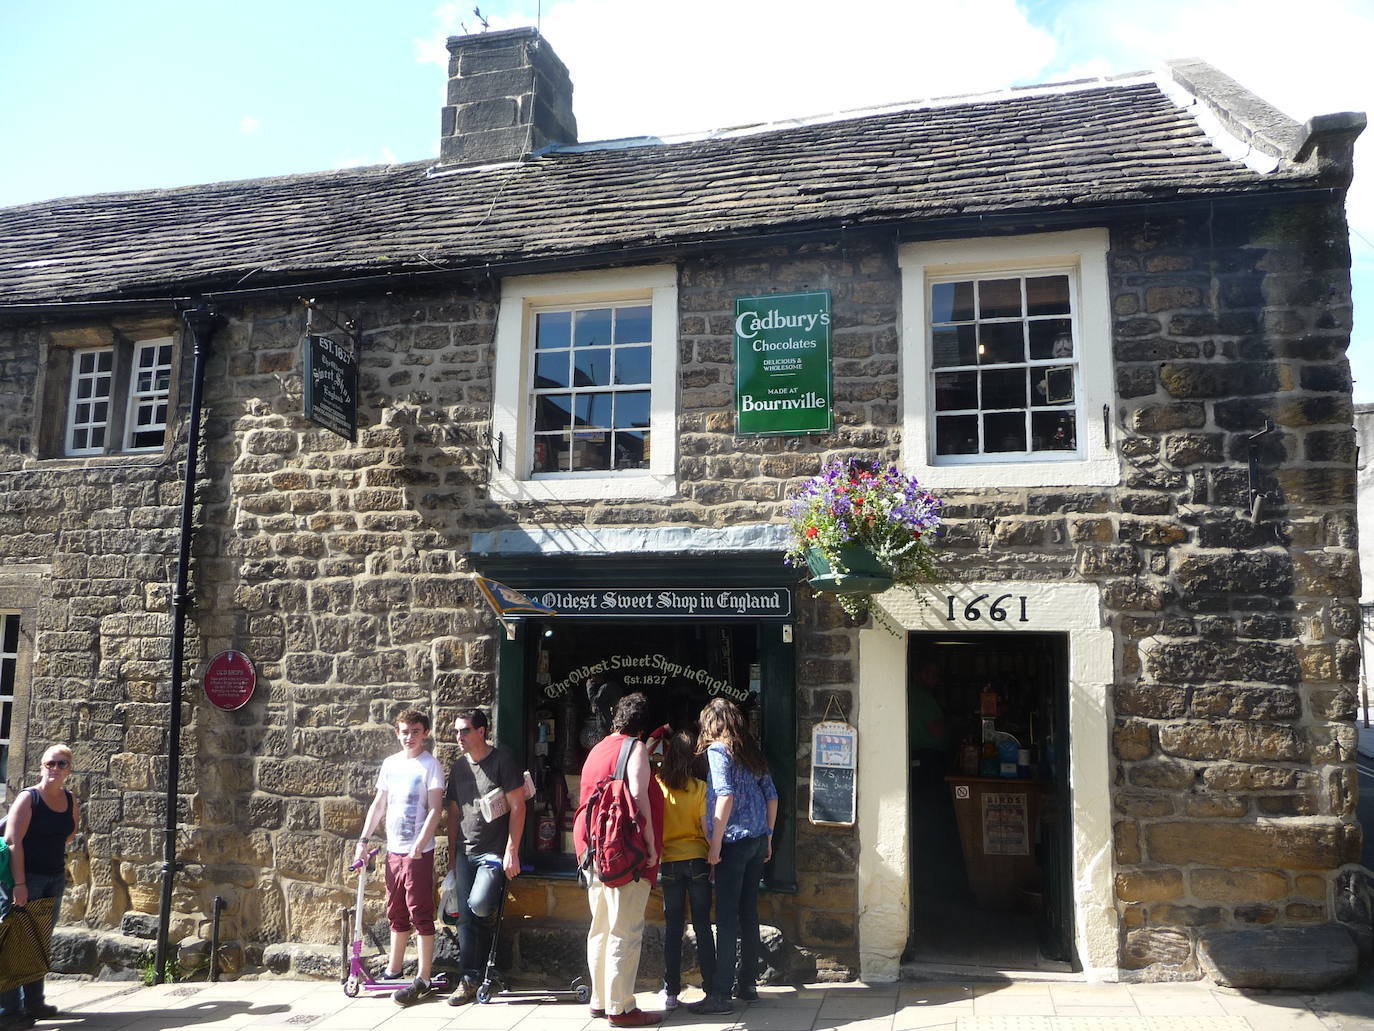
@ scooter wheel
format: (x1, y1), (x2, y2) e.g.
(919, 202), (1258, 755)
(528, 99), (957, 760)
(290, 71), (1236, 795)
(343, 977), (361, 998)
(575, 984), (591, 1004)
(476, 985), (493, 1005)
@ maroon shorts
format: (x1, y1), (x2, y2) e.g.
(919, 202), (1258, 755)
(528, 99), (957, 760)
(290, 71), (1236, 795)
(384, 851), (436, 936)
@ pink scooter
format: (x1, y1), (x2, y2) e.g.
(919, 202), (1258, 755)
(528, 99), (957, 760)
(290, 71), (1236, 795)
(341, 848), (450, 997)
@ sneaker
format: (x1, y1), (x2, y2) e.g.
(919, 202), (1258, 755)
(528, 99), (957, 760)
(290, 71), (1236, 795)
(393, 977), (433, 1006)
(733, 985), (758, 1001)
(608, 1009), (662, 1027)
(447, 979), (478, 1006)
(22, 1007), (58, 1020)
(660, 993), (679, 1010)
(378, 968), (405, 982)
(687, 994), (734, 1015)
(590, 1008), (607, 1018)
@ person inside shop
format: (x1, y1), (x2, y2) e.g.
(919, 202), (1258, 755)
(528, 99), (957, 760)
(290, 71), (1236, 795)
(655, 728), (716, 1012)
(443, 708), (525, 1006)
(354, 710), (445, 1007)
(575, 691), (664, 1027)
(909, 661), (968, 905)
(1, 743), (80, 1024)
(689, 698), (777, 1016)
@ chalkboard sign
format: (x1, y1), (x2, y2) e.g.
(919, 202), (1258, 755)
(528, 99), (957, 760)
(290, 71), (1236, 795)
(809, 720), (856, 827)
(810, 766), (855, 826)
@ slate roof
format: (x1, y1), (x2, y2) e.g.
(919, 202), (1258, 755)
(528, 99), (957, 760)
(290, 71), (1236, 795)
(0, 78), (1323, 305)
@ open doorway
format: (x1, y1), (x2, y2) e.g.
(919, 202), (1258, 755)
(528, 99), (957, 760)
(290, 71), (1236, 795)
(904, 631), (1078, 973)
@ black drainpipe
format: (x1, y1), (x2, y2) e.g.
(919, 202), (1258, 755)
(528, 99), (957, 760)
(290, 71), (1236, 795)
(154, 303), (217, 983)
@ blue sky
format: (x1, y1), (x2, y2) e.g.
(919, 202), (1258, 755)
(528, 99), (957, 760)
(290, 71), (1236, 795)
(2, 0), (1370, 398)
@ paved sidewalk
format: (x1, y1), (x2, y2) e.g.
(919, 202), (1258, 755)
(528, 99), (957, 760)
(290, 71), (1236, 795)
(28, 974), (1374, 1031)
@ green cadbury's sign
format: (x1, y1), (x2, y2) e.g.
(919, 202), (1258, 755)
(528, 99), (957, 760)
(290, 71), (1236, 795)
(734, 291), (833, 435)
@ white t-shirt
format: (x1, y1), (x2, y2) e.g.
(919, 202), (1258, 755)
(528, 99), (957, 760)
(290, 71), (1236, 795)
(378, 750), (445, 855)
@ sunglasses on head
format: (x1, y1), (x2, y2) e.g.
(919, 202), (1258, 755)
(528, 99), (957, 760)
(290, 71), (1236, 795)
(45, 759), (70, 769)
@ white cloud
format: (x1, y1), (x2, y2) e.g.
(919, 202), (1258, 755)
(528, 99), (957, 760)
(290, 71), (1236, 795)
(336, 147), (400, 170)
(239, 115), (262, 136)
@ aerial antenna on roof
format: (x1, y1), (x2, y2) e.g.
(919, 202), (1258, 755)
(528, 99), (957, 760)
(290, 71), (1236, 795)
(473, 6), (489, 30)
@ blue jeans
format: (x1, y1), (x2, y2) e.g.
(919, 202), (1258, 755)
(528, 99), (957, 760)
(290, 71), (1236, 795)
(0, 870), (65, 1015)
(707, 835), (767, 999)
(453, 853), (505, 980)
(659, 858), (715, 997)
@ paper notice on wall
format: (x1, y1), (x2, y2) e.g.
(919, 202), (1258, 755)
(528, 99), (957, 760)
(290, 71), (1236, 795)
(981, 792), (1030, 856)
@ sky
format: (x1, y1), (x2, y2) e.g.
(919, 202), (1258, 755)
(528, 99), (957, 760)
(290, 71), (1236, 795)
(1, 0), (1371, 396)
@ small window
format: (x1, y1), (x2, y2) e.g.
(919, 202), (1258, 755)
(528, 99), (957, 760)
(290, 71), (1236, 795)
(490, 266), (678, 503)
(899, 229), (1116, 489)
(124, 339), (174, 450)
(65, 347), (114, 455)
(1, 613), (18, 790)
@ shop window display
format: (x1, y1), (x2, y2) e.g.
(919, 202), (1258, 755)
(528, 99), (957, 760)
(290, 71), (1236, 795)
(519, 622), (763, 874)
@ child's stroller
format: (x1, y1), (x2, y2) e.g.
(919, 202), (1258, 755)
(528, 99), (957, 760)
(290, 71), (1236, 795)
(341, 847), (450, 997)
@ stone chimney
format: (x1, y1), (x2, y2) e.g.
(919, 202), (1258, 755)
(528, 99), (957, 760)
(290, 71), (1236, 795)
(439, 27), (578, 167)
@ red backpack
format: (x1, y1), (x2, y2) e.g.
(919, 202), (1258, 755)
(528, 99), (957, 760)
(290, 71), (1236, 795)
(576, 738), (647, 888)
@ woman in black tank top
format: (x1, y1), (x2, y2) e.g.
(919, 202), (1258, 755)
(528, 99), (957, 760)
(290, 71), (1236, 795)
(2, 743), (79, 1020)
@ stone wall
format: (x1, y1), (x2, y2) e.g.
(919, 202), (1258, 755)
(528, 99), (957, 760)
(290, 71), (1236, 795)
(0, 202), (1363, 980)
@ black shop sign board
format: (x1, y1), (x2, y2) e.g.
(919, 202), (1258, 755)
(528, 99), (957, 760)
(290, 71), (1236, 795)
(303, 334), (358, 441)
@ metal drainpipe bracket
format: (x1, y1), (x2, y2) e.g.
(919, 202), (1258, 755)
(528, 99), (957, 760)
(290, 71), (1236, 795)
(1246, 418), (1278, 524)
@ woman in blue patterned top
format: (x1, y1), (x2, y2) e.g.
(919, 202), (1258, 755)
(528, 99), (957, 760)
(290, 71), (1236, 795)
(686, 698), (777, 1015)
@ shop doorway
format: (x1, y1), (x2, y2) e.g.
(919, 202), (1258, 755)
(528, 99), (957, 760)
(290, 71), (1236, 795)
(903, 631), (1078, 973)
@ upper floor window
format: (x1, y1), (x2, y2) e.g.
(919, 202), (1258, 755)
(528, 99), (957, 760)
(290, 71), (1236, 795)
(490, 266), (678, 503)
(53, 332), (177, 458)
(899, 229), (1117, 488)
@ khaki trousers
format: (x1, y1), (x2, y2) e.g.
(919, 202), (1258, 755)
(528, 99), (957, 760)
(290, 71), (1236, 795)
(586, 875), (652, 1015)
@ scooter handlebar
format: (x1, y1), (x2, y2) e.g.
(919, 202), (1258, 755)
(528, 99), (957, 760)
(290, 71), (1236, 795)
(349, 847), (380, 871)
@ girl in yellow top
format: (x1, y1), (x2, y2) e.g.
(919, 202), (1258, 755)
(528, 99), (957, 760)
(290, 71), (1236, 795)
(654, 730), (716, 1010)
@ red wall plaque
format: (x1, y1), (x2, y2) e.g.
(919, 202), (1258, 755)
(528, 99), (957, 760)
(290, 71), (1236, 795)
(204, 650), (256, 711)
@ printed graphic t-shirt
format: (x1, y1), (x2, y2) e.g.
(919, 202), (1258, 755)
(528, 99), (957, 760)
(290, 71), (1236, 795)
(378, 750), (445, 855)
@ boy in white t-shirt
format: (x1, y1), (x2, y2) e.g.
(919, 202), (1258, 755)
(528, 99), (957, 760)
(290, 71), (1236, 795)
(355, 709), (445, 1006)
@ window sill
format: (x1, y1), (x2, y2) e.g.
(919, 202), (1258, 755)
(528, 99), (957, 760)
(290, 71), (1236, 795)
(913, 452), (1118, 489)
(489, 470), (678, 504)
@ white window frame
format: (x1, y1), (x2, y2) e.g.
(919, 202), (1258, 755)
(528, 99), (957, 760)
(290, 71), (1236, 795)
(64, 345), (115, 456)
(123, 337), (174, 451)
(490, 266), (678, 503)
(899, 229), (1118, 488)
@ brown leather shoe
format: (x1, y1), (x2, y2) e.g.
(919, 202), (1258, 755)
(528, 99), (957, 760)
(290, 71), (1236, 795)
(608, 1009), (662, 1027)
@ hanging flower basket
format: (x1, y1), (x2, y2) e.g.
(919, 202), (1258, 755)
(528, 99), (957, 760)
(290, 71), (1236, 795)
(803, 543), (895, 596)
(784, 458), (943, 618)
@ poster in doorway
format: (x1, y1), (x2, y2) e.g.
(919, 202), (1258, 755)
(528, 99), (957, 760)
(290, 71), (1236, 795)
(981, 792), (1030, 856)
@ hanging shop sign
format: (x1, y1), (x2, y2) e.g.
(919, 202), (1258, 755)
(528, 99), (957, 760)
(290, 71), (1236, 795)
(809, 718), (857, 827)
(735, 291), (833, 436)
(303, 334), (359, 442)
(523, 587), (792, 620)
(203, 650), (257, 711)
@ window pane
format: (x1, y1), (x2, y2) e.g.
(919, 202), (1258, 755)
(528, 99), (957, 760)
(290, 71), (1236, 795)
(76, 403), (90, 422)
(533, 433), (568, 472)
(131, 429), (165, 449)
(615, 345), (652, 385)
(97, 350), (112, 372)
(534, 351), (569, 389)
(982, 369), (1027, 410)
(2, 616), (17, 653)
(78, 379), (92, 399)
(1033, 366), (1076, 407)
(90, 427), (105, 447)
(935, 415), (979, 455)
(934, 372), (977, 412)
(574, 347), (611, 387)
(931, 281), (975, 323)
(576, 394), (612, 429)
(978, 323), (1024, 364)
(72, 428), (88, 450)
(979, 279), (1022, 318)
(574, 308), (612, 348)
(614, 431), (649, 470)
(1032, 410), (1077, 450)
(534, 394), (573, 432)
(614, 305), (652, 344)
(1027, 276), (1070, 316)
(1029, 318), (1074, 360)
(931, 326), (976, 368)
(94, 402), (107, 421)
(984, 412), (1027, 452)
(570, 431), (610, 471)
(536, 311), (571, 349)
(79, 351), (97, 374)
(614, 391), (651, 429)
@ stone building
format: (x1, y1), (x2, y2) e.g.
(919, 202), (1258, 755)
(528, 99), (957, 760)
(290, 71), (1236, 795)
(0, 29), (1368, 985)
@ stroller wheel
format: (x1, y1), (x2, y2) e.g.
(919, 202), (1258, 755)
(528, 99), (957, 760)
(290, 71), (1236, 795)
(343, 977), (361, 998)
(476, 984), (493, 1004)
(575, 984), (591, 1004)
